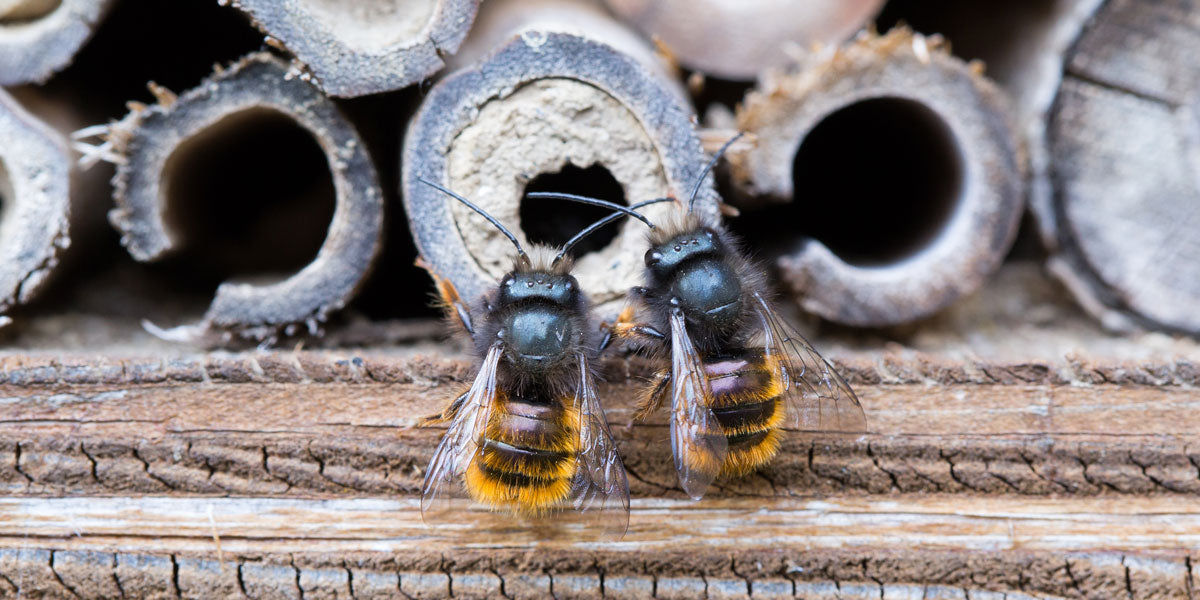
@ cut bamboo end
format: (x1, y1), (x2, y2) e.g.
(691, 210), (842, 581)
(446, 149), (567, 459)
(402, 0), (715, 318)
(1044, 0), (1200, 336)
(732, 28), (1025, 327)
(0, 0), (113, 85)
(603, 0), (885, 80)
(227, 0), (480, 97)
(107, 53), (383, 342)
(0, 90), (71, 328)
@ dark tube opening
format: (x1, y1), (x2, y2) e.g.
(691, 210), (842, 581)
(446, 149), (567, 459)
(521, 163), (628, 258)
(160, 108), (335, 290)
(733, 97), (964, 267)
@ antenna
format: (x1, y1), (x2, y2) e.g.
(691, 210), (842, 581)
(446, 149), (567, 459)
(553, 197), (672, 265)
(524, 191), (658, 228)
(418, 177), (527, 262)
(688, 131), (745, 213)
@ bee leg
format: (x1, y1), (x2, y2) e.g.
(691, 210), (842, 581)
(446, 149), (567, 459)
(420, 391), (469, 426)
(633, 373), (670, 421)
(416, 256), (474, 336)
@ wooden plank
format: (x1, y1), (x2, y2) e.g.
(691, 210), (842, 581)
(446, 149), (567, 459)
(0, 497), (1195, 597)
(0, 352), (1195, 501)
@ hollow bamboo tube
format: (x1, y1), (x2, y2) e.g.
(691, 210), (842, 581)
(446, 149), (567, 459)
(1044, 0), (1200, 335)
(227, 0), (480, 97)
(402, 0), (716, 318)
(730, 29), (1024, 327)
(0, 89), (72, 329)
(0, 0), (113, 85)
(106, 53), (383, 342)
(603, 0), (885, 81)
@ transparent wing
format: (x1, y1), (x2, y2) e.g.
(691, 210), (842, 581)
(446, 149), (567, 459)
(752, 293), (866, 433)
(420, 342), (504, 524)
(568, 354), (631, 539)
(668, 309), (727, 500)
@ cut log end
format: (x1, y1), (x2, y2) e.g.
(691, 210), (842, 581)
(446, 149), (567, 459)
(229, 0), (481, 97)
(403, 0), (716, 320)
(1045, 0), (1200, 336)
(0, 90), (71, 326)
(0, 0), (113, 85)
(107, 53), (383, 343)
(732, 28), (1025, 327)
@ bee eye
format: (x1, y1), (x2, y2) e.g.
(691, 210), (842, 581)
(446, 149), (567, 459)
(645, 250), (662, 266)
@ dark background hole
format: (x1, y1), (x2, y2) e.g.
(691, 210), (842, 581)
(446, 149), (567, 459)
(730, 97), (963, 267)
(161, 108), (335, 288)
(521, 164), (628, 257)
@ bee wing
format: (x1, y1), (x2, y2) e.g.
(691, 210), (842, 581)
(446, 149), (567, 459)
(668, 308), (727, 500)
(420, 342), (504, 523)
(568, 354), (631, 538)
(752, 292), (866, 433)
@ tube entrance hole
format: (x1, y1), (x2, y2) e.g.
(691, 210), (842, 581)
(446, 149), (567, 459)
(736, 97), (963, 266)
(521, 164), (628, 258)
(161, 108), (335, 288)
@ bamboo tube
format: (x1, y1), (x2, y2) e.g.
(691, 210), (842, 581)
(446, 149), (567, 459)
(1043, 0), (1200, 335)
(0, 0), (113, 85)
(0, 89), (71, 329)
(227, 0), (480, 97)
(402, 0), (716, 319)
(602, 0), (885, 80)
(105, 53), (383, 343)
(730, 29), (1024, 327)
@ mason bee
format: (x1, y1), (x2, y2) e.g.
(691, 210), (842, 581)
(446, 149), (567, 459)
(531, 135), (867, 500)
(416, 178), (667, 535)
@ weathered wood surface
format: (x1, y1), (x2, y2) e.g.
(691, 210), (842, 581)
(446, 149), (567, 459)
(0, 351), (1197, 596)
(732, 29), (1024, 328)
(105, 53), (384, 343)
(1046, 0), (1200, 335)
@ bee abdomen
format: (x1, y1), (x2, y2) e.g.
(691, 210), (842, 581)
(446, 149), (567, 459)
(704, 351), (786, 475)
(466, 398), (579, 512)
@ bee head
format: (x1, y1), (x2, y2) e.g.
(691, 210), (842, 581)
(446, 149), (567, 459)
(496, 270), (580, 373)
(644, 227), (721, 277)
(647, 227), (742, 328)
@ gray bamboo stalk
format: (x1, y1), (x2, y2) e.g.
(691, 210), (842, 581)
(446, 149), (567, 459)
(0, 89), (72, 329)
(0, 0), (114, 85)
(227, 0), (480, 97)
(105, 53), (383, 342)
(730, 28), (1025, 327)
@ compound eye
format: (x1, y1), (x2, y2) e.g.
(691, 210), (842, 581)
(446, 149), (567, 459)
(501, 275), (513, 287)
(645, 249), (662, 266)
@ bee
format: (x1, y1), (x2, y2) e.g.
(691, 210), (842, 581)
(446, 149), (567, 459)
(415, 178), (666, 535)
(530, 135), (867, 500)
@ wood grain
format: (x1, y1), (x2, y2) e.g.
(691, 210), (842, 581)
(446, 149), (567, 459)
(0, 351), (1196, 597)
